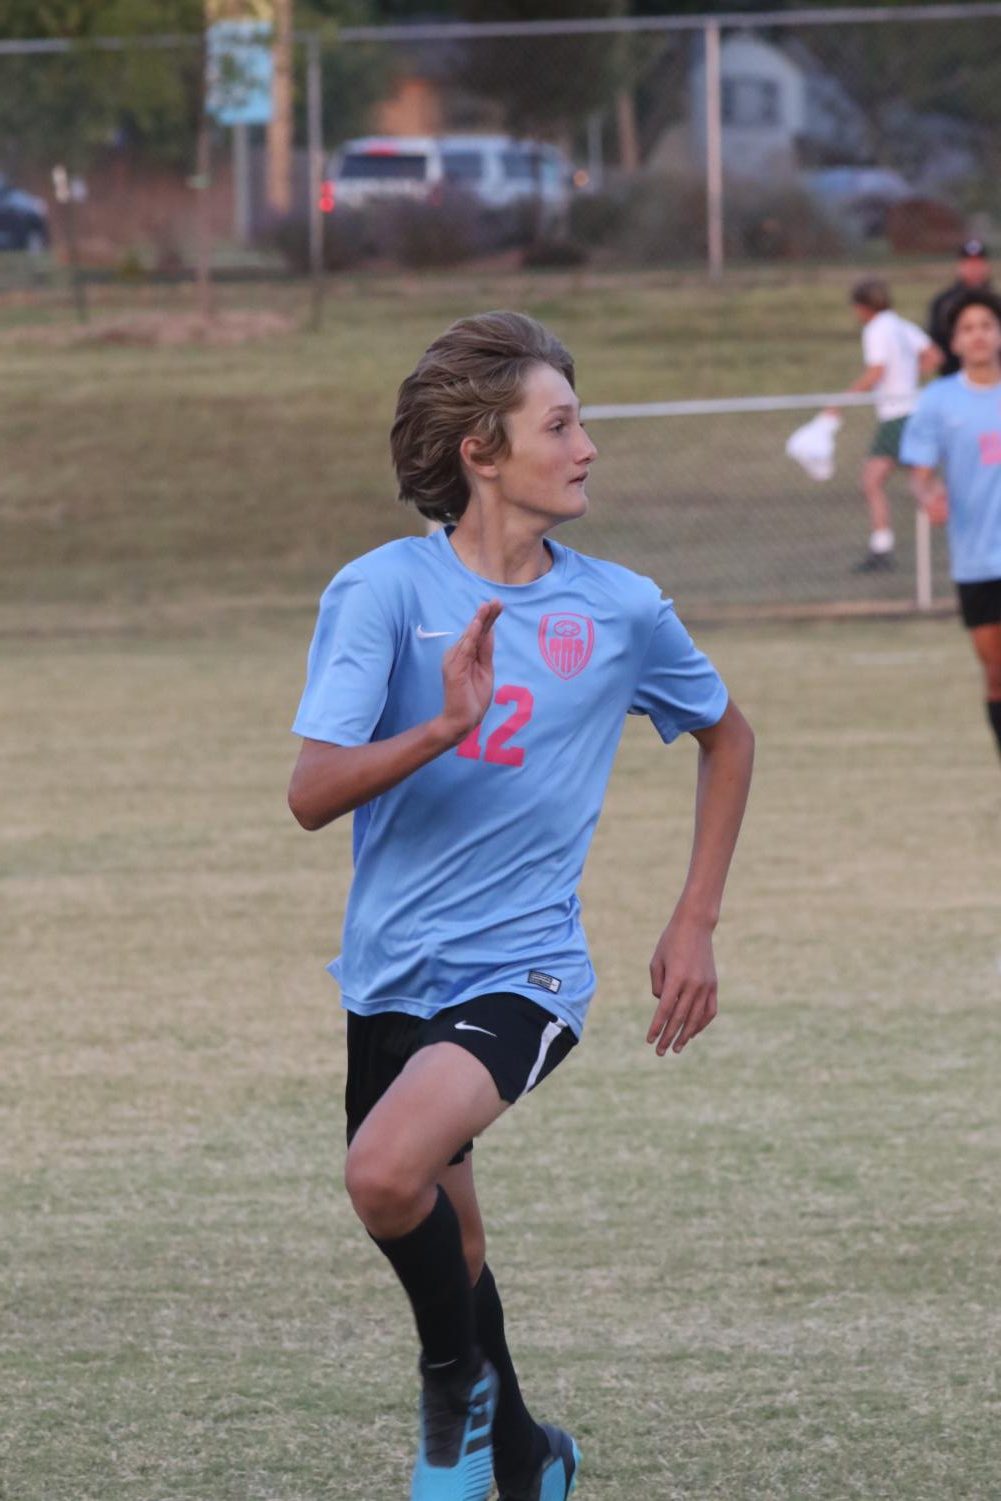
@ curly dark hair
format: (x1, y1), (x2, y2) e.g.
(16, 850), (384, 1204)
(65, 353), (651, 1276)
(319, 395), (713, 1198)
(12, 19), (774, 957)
(945, 286), (1001, 342)
(390, 311), (575, 524)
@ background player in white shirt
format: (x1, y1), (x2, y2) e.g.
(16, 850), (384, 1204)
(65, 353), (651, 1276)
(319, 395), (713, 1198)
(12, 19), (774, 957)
(830, 279), (939, 573)
(288, 312), (755, 1500)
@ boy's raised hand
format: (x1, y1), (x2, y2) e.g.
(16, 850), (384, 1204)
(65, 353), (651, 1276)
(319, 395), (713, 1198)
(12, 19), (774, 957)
(439, 600), (503, 744)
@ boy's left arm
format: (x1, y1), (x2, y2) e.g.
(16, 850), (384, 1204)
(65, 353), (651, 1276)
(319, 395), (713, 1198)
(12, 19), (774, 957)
(647, 700), (755, 1057)
(823, 362), (885, 418)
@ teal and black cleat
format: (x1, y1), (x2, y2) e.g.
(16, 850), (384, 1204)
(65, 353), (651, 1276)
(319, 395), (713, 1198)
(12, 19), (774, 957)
(410, 1358), (498, 1501)
(497, 1423), (581, 1501)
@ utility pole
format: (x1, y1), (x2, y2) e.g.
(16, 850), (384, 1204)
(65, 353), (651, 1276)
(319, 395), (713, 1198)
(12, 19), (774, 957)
(705, 19), (724, 281)
(266, 0), (293, 218)
(307, 31), (324, 329)
(195, 15), (214, 321)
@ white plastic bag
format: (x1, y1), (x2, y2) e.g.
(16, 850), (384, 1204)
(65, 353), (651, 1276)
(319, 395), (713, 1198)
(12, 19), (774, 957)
(785, 412), (842, 482)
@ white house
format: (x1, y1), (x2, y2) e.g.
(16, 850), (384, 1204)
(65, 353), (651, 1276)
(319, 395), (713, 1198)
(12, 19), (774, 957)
(677, 32), (868, 180)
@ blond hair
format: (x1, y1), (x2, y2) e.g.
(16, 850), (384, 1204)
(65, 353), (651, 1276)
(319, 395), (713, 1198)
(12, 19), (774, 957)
(391, 311), (575, 524)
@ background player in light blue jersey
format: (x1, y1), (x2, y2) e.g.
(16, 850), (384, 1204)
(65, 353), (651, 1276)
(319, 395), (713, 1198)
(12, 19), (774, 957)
(288, 312), (755, 1500)
(902, 288), (1001, 764)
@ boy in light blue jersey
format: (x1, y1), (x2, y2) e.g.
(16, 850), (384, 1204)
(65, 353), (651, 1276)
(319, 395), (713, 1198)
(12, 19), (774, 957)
(289, 313), (755, 1500)
(901, 288), (1001, 762)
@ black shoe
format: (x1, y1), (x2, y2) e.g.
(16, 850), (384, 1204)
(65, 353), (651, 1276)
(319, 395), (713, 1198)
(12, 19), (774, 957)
(497, 1422), (580, 1500)
(412, 1356), (497, 1500)
(852, 550), (896, 574)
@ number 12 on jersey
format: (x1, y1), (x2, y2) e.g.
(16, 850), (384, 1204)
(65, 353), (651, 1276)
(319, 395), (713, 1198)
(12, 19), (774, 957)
(457, 684), (534, 767)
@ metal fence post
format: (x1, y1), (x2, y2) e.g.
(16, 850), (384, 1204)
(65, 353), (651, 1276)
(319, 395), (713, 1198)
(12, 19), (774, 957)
(307, 30), (324, 331)
(586, 111), (603, 192)
(705, 19), (724, 281)
(232, 122), (251, 245)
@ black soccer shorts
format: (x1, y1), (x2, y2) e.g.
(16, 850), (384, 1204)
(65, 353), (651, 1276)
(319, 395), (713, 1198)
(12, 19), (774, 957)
(956, 577), (1001, 631)
(345, 992), (578, 1166)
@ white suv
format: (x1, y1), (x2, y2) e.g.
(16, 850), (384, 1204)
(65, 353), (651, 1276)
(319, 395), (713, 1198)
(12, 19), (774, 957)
(322, 134), (574, 238)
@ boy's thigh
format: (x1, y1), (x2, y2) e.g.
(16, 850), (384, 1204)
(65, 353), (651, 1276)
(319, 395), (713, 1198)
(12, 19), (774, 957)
(344, 994), (577, 1168)
(344, 1009), (499, 1172)
(345, 1009), (426, 1149)
(418, 992), (577, 1106)
(957, 578), (1001, 635)
(869, 418), (906, 461)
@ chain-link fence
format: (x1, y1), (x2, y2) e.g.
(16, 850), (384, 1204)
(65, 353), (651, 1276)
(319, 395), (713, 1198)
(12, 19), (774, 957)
(3, 6), (1001, 304)
(570, 393), (951, 620)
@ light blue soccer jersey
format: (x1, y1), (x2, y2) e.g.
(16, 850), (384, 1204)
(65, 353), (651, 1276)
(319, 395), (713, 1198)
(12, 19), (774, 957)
(292, 528), (728, 1036)
(901, 373), (1001, 583)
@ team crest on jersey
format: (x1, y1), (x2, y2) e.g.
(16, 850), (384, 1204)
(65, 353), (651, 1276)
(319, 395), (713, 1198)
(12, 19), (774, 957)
(538, 613), (595, 679)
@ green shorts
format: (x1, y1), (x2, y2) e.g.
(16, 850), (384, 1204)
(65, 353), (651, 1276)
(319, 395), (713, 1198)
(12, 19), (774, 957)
(870, 416), (908, 460)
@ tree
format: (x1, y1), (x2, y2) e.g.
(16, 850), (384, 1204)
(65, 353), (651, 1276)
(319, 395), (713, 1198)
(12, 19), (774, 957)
(453, 0), (630, 143)
(0, 1), (205, 174)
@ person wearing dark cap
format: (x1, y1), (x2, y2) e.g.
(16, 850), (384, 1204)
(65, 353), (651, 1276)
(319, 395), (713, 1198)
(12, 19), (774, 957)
(928, 240), (992, 377)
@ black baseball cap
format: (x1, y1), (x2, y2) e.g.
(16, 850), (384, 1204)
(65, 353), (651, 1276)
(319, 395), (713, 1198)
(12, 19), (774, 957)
(959, 238), (989, 259)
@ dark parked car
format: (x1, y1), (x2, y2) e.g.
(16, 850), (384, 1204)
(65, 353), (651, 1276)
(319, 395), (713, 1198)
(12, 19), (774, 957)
(0, 177), (50, 251)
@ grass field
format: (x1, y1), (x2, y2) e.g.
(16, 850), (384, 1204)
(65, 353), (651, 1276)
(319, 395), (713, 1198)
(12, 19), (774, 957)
(3, 268), (1000, 1499)
(4, 612), (1000, 1501)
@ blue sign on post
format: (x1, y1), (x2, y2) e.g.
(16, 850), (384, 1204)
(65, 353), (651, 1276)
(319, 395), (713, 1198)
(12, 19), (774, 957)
(206, 20), (274, 126)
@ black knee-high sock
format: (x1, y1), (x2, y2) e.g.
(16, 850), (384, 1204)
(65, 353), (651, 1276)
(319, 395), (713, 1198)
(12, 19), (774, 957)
(473, 1264), (549, 1483)
(372, 1187), (477, 1378)
(988, 700), (1001, 759)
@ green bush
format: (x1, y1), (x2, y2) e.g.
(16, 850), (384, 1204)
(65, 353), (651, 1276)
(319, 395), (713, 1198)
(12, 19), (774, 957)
(371, 192), (481, 268)
(521, 237), (589, 269)
(569, 187), (631, 248)
(268, 208), (370, 273)
(727, 180), (846, 260)
(571, 173), (846, 265)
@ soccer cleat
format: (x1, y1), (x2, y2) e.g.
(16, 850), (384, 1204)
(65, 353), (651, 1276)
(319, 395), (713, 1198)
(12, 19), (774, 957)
(497, 1423), (581, 1501)
(852, 550), (896, 574)
(410, 1357), (498, 1501)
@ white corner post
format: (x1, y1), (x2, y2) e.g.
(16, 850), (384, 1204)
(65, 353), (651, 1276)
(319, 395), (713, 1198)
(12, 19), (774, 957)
(915, 509), (933, 611)
(705, 19), (724, 281)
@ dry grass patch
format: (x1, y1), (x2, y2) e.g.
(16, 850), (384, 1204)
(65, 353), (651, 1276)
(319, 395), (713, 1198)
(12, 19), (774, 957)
(0, 308), (296, 348)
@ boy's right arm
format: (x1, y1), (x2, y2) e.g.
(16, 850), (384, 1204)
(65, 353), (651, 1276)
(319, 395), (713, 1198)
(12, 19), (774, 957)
(288, 600), (502, 830)
(902, 390), (947, 523)
(910, 465), (948, 525)
(920, 344), (944, 378)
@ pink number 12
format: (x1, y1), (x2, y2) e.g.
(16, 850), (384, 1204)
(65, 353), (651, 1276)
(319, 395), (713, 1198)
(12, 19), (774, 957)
(456, 684), (534, 767)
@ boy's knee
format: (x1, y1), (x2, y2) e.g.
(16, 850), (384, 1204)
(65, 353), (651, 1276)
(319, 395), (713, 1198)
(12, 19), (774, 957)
(344, 1142), (423, 1236)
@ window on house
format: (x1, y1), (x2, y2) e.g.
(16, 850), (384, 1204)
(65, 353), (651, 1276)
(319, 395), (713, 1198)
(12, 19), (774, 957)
(722, 76), (781, 128)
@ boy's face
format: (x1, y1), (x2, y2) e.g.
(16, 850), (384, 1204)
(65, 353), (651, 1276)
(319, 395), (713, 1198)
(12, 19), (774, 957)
(486, 363), (598, 526)
(852, 302), (873, 326)
(958, 255), (990, 288)
(951, 304), (1001, 367)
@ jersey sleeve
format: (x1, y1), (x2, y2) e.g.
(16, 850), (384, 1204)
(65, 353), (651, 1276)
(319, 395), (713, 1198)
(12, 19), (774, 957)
(900, 387), (943, 469)
(292, 567), (398, 745)
(629, 597), (729, 744)
(907, 320), (932, 354)
(862, 319), (888, 368)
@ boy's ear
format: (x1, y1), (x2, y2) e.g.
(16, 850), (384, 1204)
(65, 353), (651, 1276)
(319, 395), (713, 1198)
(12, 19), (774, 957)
(460, 434), (499, 478)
